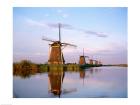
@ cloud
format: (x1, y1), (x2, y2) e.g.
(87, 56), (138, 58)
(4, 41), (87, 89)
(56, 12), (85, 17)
(47, 22), (108, 37)
(25, 18), (73, 30)
(25, 18), (47, 27)
(84, 30), (97, 36)
(14, 52), (47, 57)
(62, 14), (69, 18)
(25, 17), (108, 38)
(84, 30), (108, 37)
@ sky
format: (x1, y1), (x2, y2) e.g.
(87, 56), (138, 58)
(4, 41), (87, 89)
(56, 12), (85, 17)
(13, 7), (127, 64)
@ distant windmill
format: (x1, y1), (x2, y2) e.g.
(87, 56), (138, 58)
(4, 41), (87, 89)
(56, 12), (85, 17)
(43, 23), (77, 64)
(89, 59), (93, 65)
(79, 48), (89, 65)
(93, 60), (98, 65)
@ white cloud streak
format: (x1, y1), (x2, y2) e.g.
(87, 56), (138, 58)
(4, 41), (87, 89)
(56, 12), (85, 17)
(25, 18), (47, 27)
(25, 18), (108, 38)
(84, 30), (108, 37)
(62, 14), (69, 18)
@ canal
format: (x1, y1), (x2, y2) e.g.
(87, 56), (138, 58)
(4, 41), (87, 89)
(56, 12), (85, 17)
(13, 66), (127, 98)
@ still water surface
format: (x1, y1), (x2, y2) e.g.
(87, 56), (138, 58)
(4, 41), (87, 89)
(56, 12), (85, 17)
(13, 66), (127, 98)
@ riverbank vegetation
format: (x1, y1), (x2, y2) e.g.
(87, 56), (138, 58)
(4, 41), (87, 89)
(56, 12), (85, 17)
(103, 64), (128, 67)
(13, 60), (127, 78)
(13, 60), (49, 78)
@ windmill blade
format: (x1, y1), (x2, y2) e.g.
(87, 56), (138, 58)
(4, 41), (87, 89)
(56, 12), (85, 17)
(48, 23), (73, 30)
(61, 42), (77, 47)
(42, 36), (56, 42)
(58, 23), (61, 42)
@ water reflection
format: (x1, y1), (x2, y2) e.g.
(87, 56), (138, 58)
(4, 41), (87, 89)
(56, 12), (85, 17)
(48, 69), (64, 97)
(13, 67), (103, 97)
(79, 69), (85, 86)
(13, 66), (127, 98)
(48, 68), (78, 97)
(79, 69), (85, 79)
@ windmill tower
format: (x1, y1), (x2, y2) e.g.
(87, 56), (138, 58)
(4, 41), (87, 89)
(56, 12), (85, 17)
(94, 60), (98, 65)
(79, 48), (88, 65)
(43, 23), (77, 64)
(89, 59), (93, 65)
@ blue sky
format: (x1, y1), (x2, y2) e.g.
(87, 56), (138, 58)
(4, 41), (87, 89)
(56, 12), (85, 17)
(13, 7), (127, 64)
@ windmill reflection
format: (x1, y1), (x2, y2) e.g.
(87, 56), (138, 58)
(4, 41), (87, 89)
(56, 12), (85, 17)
(48, 69), (64, 97)
(80, 69), (85, 79)
(79, 68), (85, 86)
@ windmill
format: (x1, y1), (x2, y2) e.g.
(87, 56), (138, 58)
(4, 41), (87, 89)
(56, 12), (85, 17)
(93, 60), (98, 65)
(89, 59), (93, 65)
(42, 23), (77, 64)
(79, 48), (89, 65)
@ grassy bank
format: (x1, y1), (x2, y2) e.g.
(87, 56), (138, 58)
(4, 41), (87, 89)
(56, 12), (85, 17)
(13, 60), (103, 77)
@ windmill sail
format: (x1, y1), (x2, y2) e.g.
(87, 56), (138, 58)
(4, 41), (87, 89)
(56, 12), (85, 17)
(42, 23), (77, 64)
(59, 23), (61, 42)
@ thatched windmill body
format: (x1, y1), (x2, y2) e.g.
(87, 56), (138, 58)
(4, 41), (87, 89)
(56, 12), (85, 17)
(43, 23), (76, 64)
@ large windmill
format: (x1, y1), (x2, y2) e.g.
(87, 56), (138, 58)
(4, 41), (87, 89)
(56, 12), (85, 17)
(42, 23), (77, 64)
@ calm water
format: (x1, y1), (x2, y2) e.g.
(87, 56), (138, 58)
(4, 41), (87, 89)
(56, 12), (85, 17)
(13, 66), (127, 98)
